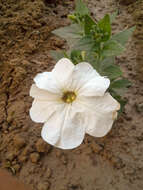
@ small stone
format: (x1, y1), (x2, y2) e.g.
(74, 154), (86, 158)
(45, 168), (52, 178)
(30, 152), (40, 163)
(18, 155), (27, 162)
(125, 115), (132, 121)
(2, 123), (8, 130)
(11, 160), (17, 165)
(13, 164), (21, 172)
(91, 142), (103, 153)
(119, 0), (135, 5)
(22, 60), (30, 67)
(36, 138), (47, 153)
(60, 155), (67, 165)
(136, 102), (143, 113)
(22, 145), (34, 156)
(13, 135), (26, 149)
(55, 150), (62, 158)
(37, 182), (50, 190)
(6, 152), (15, 161)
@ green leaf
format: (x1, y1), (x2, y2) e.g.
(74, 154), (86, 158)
(98, 14), (111, 41)
(52, 24), (83, 48)
(70, 50), (83, 64)
(102, 64), (122, 80)
(84, 15), (96, 35)
(110, 90), (127, 114)
(73, 36), (94, 51)
(110, 79), (131, 89)
(50, 50), (67, 62)
(110, 11), (118, 23)
(85, 52), (99, 70)
(100, 56), (115, 65)
(102, 40), (125, 57)
(52, 24), (81, 39)
(111, 27), (135, 46)
(75, 0), (89, 16)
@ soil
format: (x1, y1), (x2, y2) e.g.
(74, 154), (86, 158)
(0, 0), (143, 190)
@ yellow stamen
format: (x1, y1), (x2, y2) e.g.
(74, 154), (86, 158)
(62, 91), (76, 103)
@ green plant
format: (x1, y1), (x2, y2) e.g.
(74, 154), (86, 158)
(51, 0), (135, 113)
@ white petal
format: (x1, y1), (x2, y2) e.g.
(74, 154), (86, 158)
(69, 62), (110, 96)
(69, 62), (99, 91)
(30, 99), (63, 123)
(34, 72), (60, 93)
(76, 62), (100, 77)
(78, 76), (110, 97)
(30, 84), (60, 101)
(41, 105), (86, 149)
(83, 93), (120, 137)
(52, 58), (74, 88)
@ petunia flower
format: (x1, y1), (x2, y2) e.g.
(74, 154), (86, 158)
(30, 58), (120, 149)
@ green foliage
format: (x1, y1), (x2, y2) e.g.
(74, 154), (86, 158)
(84, 15), (96, 35)
(52, 24), (83, 48)
(101, 64), (122, 80)
(51, 0), (134, 113)
(75, 0), (89, 16)
(70, 50), (85, 64)
(50, 50), (68, 62)
(110, 78), (131, 98)
(110, 90), (127, 114)
(110, 79), (131, 89)
(74, 36), (94, 51)
(102, 40), (125, 57)
(98, 14), (111, 41)
(111, 27), (135, 46)
(110, 11), (118, 23)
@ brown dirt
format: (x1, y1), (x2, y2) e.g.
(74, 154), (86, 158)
(0, 0), (143, 190)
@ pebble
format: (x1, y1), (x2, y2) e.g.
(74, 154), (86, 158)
(37, 182), (50, 190)
(136, 102), (143, 113)
(45, 168), (52, 178)
(60, 155), (67, 165)
(18, 155), (27, 162)
(12, 160), (17, 165)
(30, 152), (40, 163)
(6, 152), (15, 161)
(2, 123), (8, 130)
(13, 134), (26, 149)
(119, 0), (134, 5)
(91, 142), (103, 153)
(36, 138), (47, 153)
(13, 164), (21, 172)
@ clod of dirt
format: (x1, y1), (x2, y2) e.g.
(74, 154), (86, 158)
(91, 141), (103, 153)
(30, 152), (40, 163)
(135, 102), (143, 113)
(44, 0), (57, 4)
(35, 138), (48, 153)
(18, 145), (34, 163)
(18, 155), (27, 163)
(13, 164), (21, 173)
(60, 155), (68, 165)
(119, 0), (136, 5)
(45, 168), (52, 178)
(37, 182), (50, 190)
(13, 135), (26, 149)
(68, 183), (82, 190)
(132, 1), (143, 81)
(6, 152), (16, 161)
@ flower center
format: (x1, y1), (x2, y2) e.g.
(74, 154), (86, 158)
(62, 91), (76, 103)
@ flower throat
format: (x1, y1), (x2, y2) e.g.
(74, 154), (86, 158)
(62, 91), (76, 103)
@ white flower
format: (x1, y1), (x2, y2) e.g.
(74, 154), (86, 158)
(30, 58), (120, 149)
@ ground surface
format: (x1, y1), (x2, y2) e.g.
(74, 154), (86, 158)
(0, 0), (143, 190)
